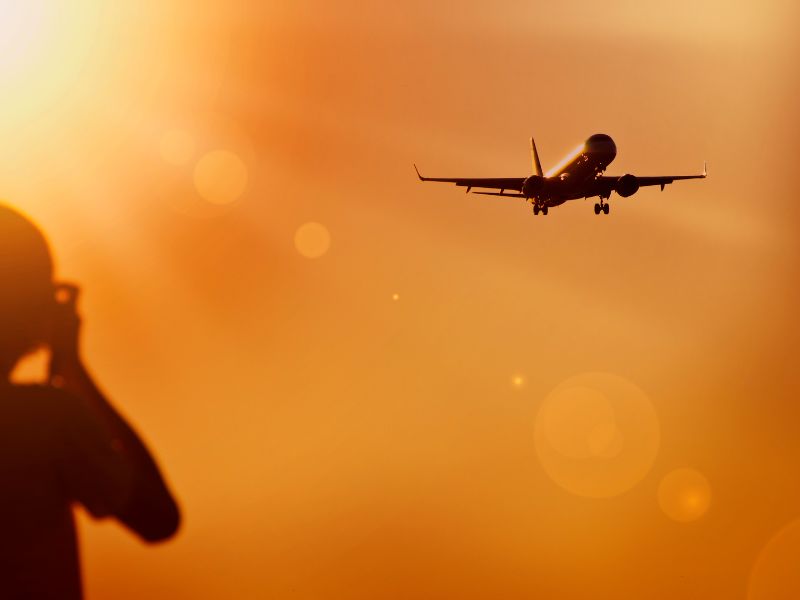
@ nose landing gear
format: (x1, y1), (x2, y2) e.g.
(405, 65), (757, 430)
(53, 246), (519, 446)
(533, 203), (548, 216)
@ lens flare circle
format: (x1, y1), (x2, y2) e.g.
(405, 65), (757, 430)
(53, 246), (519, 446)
(749, 519), (800, 600)
(657, 468), (712, 522)
(534, 372), (660, 498)
(294, 222), (331, 259)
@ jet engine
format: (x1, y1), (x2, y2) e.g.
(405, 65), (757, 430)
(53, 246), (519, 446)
(522, 175), (544, 198)
(615, 174), (639, 197)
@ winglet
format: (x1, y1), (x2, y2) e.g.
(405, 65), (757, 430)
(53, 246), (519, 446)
(702, 161), (707, 177)
(413, 163), (426, 181)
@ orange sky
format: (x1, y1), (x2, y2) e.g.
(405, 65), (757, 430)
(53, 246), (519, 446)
(3, 1), (800, 598)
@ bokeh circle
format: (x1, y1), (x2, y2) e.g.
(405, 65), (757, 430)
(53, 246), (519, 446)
(534, 372), (660, 498)
(658, 468), (712, 522)
(749, 519), (800, 599)
(193, 149), (248, 205)
(294, 222), (331, 259)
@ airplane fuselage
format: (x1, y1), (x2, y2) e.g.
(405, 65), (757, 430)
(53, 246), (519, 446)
(532, 134), (617, 206)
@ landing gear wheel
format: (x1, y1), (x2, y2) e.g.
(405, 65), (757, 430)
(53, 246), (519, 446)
(533, 206), (539, 215)
(542, 206), (548, 216)
(603, 204), (610, 215)
(594, 203), (601, 215)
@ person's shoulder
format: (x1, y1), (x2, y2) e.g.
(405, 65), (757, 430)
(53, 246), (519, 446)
(0, 385), (87, 446)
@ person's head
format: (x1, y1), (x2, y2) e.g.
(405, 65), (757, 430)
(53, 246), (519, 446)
(0, 204), (56, 375)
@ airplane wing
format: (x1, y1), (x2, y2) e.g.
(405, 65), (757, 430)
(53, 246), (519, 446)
(594, 163), (707, 194)
(414, 164), (524, 193)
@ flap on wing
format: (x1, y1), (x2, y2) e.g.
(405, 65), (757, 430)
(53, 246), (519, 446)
(472, 191), (526, 198)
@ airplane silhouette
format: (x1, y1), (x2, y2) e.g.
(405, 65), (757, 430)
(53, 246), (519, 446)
(415, 134), (706, 215)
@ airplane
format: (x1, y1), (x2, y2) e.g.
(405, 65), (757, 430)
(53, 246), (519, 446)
(414, 134), (706, 215)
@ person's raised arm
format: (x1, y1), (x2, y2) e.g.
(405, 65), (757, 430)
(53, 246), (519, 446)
(49, 283), (180, 543)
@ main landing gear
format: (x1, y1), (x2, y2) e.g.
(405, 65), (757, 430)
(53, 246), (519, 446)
(533, 205), (548, 216)
(594, 201), (610, 215)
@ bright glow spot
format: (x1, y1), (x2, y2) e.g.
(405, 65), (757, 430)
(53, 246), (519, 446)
(193, 150), (248, 205)
(0, 1), (47, 77)
(749, 519), (800, 599)
(0, 4), (101, 162)
(658, 468), (711, 522)
(512, 374), (525, 389)
(294, 222), (331, 259)
(545, 143), (586, 177)
(159, 129), (196, 166)
(534, 373), (659, 498)
(392, 293), (400, 301)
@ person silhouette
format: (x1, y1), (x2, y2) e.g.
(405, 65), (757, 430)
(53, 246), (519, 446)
(0, 204), (180, 599)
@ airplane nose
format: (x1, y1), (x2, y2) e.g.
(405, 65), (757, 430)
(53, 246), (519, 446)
(586, 133), (616, 159)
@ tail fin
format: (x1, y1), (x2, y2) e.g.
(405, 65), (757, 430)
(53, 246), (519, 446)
(530, 137), (543, 177)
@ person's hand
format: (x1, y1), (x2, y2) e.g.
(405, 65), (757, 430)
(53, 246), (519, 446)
(48, 282), (83, 386)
